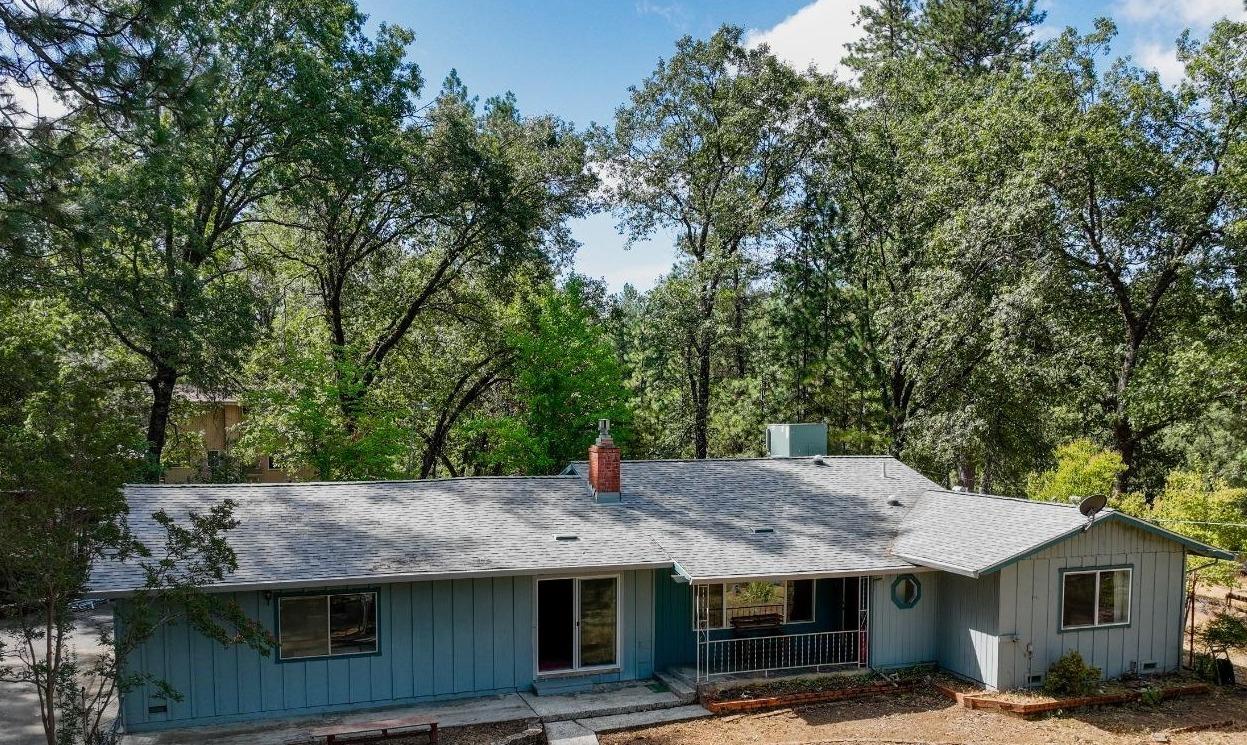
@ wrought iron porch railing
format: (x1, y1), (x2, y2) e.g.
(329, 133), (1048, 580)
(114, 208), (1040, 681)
(698, 629), (862, 678)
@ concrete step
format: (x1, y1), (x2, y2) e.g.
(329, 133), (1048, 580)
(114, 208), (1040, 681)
(654, 670), (698, 704)
(578, 705), (713, 733)
(544, 720), (598, 745)
(519, 683), (686, 723)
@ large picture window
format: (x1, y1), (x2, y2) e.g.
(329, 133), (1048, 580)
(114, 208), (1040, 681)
(1062, 568), (1131, 630)
(694, 579), (815, 629)
(278, 592), (378, 660)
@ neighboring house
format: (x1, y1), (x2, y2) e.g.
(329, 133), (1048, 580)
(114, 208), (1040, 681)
(88, 423), (1234, 735)
(163, 388), (295, 484)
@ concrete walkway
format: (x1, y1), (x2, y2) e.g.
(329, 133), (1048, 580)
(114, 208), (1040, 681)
(1, 606), (116, 745)
(119, 682), (705, 745)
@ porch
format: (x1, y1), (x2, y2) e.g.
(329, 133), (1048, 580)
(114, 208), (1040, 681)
(686, 576), (871, 682)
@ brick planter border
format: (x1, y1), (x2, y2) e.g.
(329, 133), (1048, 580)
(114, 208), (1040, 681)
(705, 681), (915, 714)
(933, 681), (1211, 719)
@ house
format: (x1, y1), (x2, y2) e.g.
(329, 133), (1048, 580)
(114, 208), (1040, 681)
(162, 388), (298, 484)
(88, 423), (1234, 734)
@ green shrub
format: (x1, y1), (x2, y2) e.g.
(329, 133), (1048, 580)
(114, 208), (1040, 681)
(1043, 651), (1102, 697)
(1139, 686), (1163, 706)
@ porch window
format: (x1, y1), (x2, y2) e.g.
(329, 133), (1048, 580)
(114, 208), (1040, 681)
(1062, 568), (1131, 630)
(694, 579), (815, 628)
(786, 579), (815, 623)
(278, 591), (378, 660)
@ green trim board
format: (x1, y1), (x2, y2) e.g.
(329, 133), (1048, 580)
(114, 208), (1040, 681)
(1055, 564), (1134, 634)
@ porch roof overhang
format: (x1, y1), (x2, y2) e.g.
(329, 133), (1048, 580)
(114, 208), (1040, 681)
(672, 565), (935, 584)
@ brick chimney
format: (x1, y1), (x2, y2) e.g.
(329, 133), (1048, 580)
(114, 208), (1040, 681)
(588, 419), (621, 503)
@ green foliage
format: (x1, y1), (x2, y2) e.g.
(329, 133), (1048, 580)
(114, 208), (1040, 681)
(1026, 440), (1125, 503)
(1042, 650), (1102, 697)
(466, 280), (629, 475)
(238, 329), (406, 481)
(1139, 686), (1164, 706)
(1116, 471), (1247, 587)
(1198, 612), (1247, 657)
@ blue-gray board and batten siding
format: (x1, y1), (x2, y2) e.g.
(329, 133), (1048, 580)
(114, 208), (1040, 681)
(120, 570), (656, 732)
(932, 519), (1189, 691)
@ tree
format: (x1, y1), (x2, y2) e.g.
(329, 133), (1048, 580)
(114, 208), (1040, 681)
(596, 26), (815, 458)
(0, 299), (270, 745)
(1015, 20), (1247, 494)
(466, 279), (629, 475)
(1026, 439), (1125, 503)
(269, 39), (594, 437)
(1116, 471), (1247, 587)
(917, 0), (1046, 73)
(816, 0), (1051, 481)
(24, 0), (403, 475)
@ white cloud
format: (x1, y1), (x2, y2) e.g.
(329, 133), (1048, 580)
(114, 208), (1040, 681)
(744, 0), (864, 77)
(2, 79), (71, 122)
(1115, 0), (1246, 26)
(635, 1), (691, 30)
(1135, 41), (1185, 86)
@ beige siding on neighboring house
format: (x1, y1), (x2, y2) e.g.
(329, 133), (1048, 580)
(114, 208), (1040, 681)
(996, 520), (1186, 690)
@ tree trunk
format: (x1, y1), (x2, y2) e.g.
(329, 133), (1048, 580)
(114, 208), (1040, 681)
(1113, 421), (1137, 498)
(693, 335), (711, 459)
(955, 456), (977, 493)
(145, 365), (179, 480)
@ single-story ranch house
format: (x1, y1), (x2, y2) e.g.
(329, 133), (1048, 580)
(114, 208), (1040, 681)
(89, 423), (1234, 734)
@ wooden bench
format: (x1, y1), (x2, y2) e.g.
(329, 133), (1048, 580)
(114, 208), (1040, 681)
(730, 613), (784, 637)
(308, 715), (438, 744)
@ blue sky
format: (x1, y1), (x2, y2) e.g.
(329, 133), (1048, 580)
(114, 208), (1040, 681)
(358, 0), (1247, 292)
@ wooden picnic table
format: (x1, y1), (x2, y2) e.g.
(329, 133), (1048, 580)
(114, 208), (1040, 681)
(308, 714), (438, 744)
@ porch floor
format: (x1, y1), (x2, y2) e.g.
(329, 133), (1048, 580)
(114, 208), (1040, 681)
(119, 682), (692, 745)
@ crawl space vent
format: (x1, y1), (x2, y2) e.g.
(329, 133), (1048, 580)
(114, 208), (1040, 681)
(752, 527), (775, 535)
(554, 535), (580, 542)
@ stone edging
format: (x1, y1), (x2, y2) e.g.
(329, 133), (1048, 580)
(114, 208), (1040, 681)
(932, 681), (1211, 718)
(705, 682), (915, 714)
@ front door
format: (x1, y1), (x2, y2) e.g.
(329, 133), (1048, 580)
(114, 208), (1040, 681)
(536, 576), (619, 673)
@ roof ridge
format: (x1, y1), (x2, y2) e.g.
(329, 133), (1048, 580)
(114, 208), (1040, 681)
(925, 488), (1108, 513)
(570, 455), (903, 465)
(126, 475), (582, 488)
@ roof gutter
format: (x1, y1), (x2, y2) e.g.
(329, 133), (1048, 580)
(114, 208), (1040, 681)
(681, 566), (935, 584)
(86, 560), (676, 599)
(892, 553), (980, 578)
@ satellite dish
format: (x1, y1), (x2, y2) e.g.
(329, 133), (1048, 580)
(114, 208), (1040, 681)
(1078, 494), (1108, 518)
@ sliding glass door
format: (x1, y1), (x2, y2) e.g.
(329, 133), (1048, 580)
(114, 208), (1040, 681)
(536, 576), (618, 673)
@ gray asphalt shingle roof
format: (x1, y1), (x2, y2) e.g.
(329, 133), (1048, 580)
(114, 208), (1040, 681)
(91, 456), (1232, 594)
(90, 478), (671, 594)
(894, 489), (1099, 577)
(568, 456), (940, 581)
(894, 489), (1235, 577)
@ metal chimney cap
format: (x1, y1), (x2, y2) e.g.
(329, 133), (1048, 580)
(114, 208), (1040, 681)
(596, 418), (613, 445)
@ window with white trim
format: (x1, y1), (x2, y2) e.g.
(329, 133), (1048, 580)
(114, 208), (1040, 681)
(278, 592), (378, 660)
(1062, 568), (1131, 630)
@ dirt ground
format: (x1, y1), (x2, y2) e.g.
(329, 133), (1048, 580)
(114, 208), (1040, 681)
(599, 687), (1247, 745)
